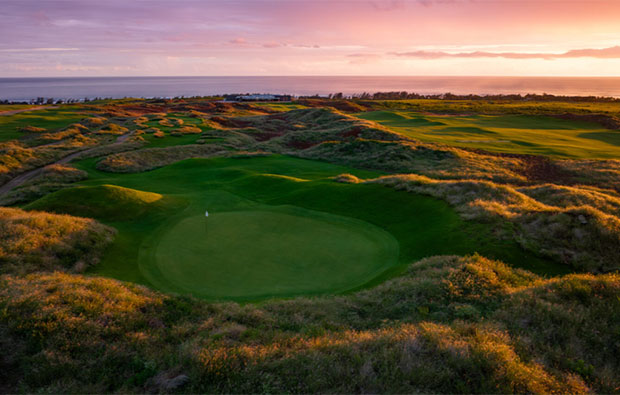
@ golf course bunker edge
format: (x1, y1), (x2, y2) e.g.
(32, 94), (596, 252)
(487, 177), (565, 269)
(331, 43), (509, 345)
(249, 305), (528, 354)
(139, 206), (400, 300)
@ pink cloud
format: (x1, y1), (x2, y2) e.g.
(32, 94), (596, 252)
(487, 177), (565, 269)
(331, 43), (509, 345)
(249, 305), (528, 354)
(228, 38), (248, 45)
(347, 53), (381, 64)
(392, 46), (620, 59)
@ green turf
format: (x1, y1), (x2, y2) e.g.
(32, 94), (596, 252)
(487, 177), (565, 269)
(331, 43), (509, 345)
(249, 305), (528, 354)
(0, 107), (86, 141)
(357, 111), (620, 159)
(143, 207), (398, 299)
(0, 104), (40, 111)
(28, 154), (569, 301)
(140, 114), (211, 147)
(25, 184), (173, 221)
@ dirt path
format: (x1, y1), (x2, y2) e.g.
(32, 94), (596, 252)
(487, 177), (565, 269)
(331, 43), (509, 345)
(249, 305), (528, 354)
(0, 132), (133, 196)
(0, 105), (58, 116)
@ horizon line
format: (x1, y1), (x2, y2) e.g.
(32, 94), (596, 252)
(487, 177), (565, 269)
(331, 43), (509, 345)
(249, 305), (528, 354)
(3, 75), (620, 79)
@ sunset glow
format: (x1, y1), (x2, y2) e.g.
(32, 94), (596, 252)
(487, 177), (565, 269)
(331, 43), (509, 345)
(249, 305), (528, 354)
(2, 0), (620, 77)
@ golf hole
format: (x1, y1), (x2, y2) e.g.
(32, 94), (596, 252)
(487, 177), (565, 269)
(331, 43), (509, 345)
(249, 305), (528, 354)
(141, 207), (399, 299)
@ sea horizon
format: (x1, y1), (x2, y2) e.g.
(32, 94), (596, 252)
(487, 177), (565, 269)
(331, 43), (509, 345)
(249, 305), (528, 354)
(2, 75), (620, 102)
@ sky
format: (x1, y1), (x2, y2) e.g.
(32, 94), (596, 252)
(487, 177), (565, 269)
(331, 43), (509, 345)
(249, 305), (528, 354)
(2, 0), (620, 77)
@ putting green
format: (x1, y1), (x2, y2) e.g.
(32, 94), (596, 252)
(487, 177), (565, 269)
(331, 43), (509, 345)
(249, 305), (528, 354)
(140, 207), (399, 299)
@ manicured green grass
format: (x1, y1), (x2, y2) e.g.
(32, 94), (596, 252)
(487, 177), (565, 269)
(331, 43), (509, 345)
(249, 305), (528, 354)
(142, 132), (203, 148)
(357, 110), (620, 159)
(0, 104), (39, 111)
(26, 184), (170, 221)
(29, 155), (568, 300)
(144, 207), (398, 299)
(255, 102), (309, 111)
(0, 107), (86, 141)
(363, 98), (620, 116)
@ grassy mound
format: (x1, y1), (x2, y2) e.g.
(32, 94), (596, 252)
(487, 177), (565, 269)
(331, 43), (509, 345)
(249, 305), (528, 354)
(368, 173), (620, 273)
(96, 144), (226, 173)
(25, 184), (170, 221)
(0, 207), (115, 275)
(0, 164), (88, 206)
(2, 254), (616, 393)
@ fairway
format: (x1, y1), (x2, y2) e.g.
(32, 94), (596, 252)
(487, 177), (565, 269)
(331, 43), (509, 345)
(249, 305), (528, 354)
(144, 208), (399, 299)
(356, 110), (620, 159)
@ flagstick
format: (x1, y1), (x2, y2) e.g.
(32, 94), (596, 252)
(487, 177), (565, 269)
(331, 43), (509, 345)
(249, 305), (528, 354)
(205, 210), (209, 235)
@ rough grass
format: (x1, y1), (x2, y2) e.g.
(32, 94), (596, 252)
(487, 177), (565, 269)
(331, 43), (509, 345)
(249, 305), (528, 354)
(96, 123), (130, 135)
(366, 174), (620, 273)
(1, 254), (616, 393)
(17, 125), (47, 133)
(0, 164), (88, 206)
(170, 126), (202, 136)
(233, 108), (404, 149)
(96, 144), (227, 172)
(0, 141), (64, 185)
(0, 207), (115, 275)
(217, 108), (578, 185)
(300, 138), (530, 183)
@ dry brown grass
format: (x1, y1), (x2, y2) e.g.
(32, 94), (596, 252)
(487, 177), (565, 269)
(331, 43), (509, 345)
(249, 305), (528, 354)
(96, 123), (129, 135)
(158, 118), (174, 127)
(366, 174), (620, 272)
(1, 254), (616, 393)
(170, 126), (202, 136)
(0, 141), (61, 185)
(96, 144), (227, 173)
(0, 164), (89, 206)
(84, 117), (107, 127)
(333, 173), (362, 183)
(18, 125), (47, 133)
(72, 136), (145, 162)
(558, 159), (620, 192)
(495, 272), (620, 391)
(0, 207), (115, 275)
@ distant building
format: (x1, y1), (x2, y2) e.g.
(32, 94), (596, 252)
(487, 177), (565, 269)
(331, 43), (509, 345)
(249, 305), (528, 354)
(223, 94), (292, 102)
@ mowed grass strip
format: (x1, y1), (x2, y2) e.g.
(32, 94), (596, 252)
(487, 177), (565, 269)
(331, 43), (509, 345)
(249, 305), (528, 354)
(357, 110), (620, 159)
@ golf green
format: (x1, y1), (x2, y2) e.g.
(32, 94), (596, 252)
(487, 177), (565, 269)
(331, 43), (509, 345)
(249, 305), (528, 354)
(29, 154), (569, 301)
(141, 207), (399, 299)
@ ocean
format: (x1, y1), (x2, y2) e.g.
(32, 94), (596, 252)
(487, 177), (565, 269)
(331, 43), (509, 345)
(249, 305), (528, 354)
(1, 76), (620, 101)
